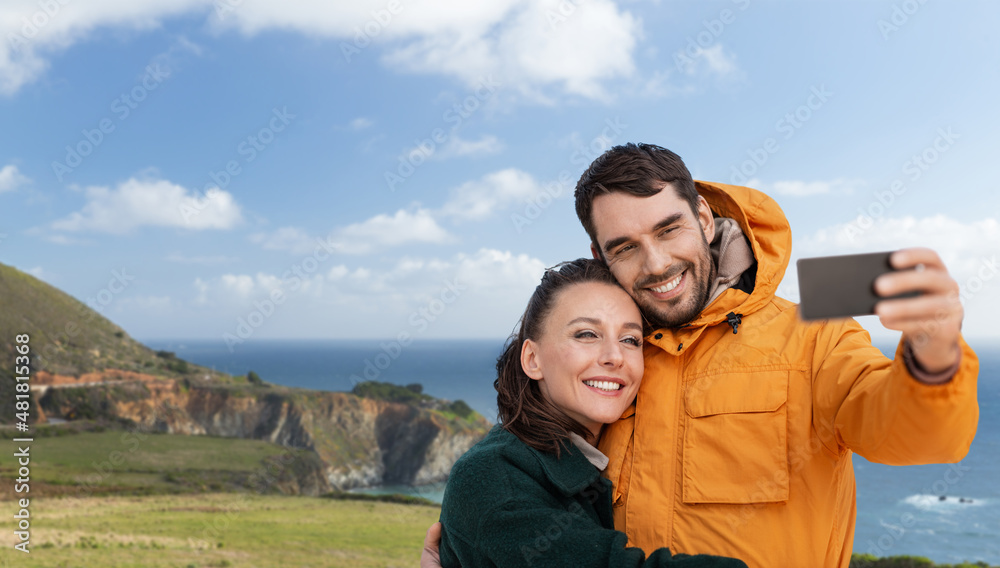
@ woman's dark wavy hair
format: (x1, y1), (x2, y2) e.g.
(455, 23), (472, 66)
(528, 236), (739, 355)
(494, 258), (625, 455)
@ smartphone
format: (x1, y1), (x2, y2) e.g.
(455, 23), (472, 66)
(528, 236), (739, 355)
(796, 251), (922, 321)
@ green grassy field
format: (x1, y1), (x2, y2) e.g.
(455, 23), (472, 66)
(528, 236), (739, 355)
(4, 427), (991, 568)
(0, 429), (323, 497)
(0, 492), (439, 568)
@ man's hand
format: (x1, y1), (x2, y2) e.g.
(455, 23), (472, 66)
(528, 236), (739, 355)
(874, 247), (963, 379)
(421, 521), (443, 568)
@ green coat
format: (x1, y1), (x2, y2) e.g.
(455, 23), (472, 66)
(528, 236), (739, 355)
(439, 425), (747, 568)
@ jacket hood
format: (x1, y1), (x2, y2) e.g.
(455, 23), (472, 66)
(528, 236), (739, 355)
(661, 180), (792, 334)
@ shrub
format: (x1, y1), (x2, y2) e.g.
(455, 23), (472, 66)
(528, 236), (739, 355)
(447, 400), (474, 419)
(351, 381), (429, 404)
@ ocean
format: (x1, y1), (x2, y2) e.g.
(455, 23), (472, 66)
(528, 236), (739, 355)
(147, 338), (1000, 564)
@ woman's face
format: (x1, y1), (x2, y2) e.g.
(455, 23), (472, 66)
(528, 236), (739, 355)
(521, 281), (644, 439)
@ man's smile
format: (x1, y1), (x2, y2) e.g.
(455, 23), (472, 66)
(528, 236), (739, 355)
(649, 273), (683, 294)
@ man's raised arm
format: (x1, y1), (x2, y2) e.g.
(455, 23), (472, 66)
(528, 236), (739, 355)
(812, 247), (979, 465)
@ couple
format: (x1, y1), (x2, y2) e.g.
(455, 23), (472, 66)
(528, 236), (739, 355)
(423, 144), (979, 567)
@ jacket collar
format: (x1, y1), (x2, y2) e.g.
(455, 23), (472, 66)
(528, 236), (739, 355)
(496, 426), (603, 497)
(646, 180), (792, 349)
(693, 179), (791, 321)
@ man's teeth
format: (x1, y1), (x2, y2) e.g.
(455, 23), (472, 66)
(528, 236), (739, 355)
(651, 274), (682, 293)
(584, 380), (622, 392)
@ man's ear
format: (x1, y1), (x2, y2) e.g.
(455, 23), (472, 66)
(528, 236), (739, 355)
(697, 195), (715, 243)
(590, 244), (601, 260)
(520, 339), (544, 381)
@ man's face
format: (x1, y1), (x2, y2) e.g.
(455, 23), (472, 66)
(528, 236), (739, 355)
(590, 184), (716, 329)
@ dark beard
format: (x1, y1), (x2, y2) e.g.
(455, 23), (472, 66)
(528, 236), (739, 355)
(635, 243), (717, 331)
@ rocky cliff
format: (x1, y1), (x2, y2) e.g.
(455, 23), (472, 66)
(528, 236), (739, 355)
(0, 261), (491, 497)
(37, 374), (492, 493)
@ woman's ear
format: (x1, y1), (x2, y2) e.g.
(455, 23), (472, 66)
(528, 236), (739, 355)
(520, 339), (544, 381)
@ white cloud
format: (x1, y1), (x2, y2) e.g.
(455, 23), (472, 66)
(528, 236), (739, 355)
(220, 274), (257, 298)
(339, 208), (452, 249)
(452, 248), (547, 291)
(485, 0), (640, 101)
(194, 272), (295, 306)
(251, 208), (453, 256)
(1, 0), (641, 101)
(0, 0), (207, 94)
(439, 168), (546, 220)
(444, 134), (504, 158)
(676, 44), (741, 82)
(249, 226), (316, 255)
(638, 69), (697, 98)
(798, 215), (1000, 258)
(439, 134), (506, 160)
(193, 277), (211, 305)
(399, 134), (504, 164)
(699, 44), (737, 76)
(349, 117), (373, 130)
(327, 265), (350, 280)
(50, 177), (243, 234)
(749, 178), (861, 197)
(187, 248), (547, 338)
(211, 0), (521, 38)
(0, 164), (30, 192)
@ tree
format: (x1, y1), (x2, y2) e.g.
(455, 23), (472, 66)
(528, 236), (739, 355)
(448, 400), (474, 419)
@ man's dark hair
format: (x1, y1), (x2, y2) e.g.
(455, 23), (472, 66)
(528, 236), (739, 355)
(494, 258), (624, 454)
(575, 143), (700, 252)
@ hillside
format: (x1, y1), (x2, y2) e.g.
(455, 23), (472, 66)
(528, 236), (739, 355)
(0, 261), (232, 423)
(0, 261), (490, 492)
(0, 261), (231, 374)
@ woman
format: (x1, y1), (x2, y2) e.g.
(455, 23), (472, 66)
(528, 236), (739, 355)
(430, 259), (746, 568)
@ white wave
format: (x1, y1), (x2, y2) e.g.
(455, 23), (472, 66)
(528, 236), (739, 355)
(902, 494), (988, 511)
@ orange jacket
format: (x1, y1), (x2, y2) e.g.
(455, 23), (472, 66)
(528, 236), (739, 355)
(598, 181), (979, 568)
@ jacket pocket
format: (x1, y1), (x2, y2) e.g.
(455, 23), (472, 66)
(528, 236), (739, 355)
(682, 370), (789, 504)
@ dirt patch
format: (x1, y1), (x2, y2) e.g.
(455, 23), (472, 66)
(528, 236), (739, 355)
(34, 369), (165, 387)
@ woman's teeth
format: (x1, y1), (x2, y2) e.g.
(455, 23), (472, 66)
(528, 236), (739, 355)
(584, 380), (622, 391)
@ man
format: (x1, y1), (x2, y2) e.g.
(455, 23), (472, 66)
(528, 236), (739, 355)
(423, 143), (978, 567)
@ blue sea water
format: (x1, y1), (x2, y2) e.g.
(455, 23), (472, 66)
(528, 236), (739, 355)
(147, 338), (1000, 564)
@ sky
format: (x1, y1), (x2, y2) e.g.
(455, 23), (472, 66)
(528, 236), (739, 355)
(1, 0), (998, 349)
